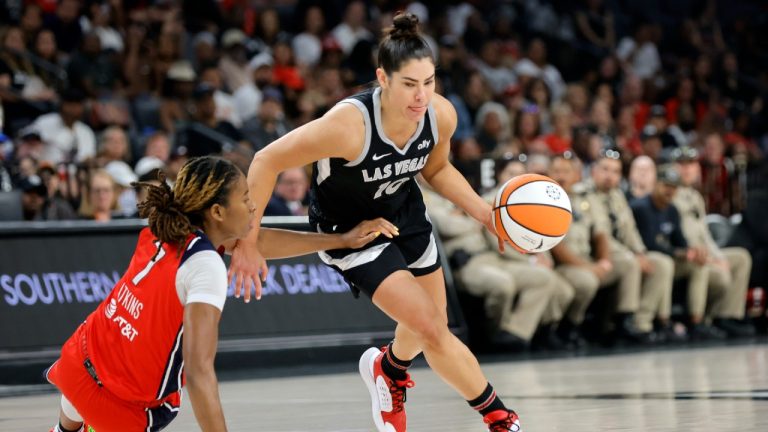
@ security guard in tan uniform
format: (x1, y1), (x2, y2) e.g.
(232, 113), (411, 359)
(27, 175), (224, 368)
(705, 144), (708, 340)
(586, 149), (678, 340)
(549, 154), (650, 344)
(672, 147), (755, 337)
(423, 185), (557, 350)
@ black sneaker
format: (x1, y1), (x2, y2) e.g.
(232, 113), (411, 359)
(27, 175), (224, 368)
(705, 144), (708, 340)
(531, 324), (566, 351)
(490, 330), (530, 352)
(713, 318), (756, 338)
(689, 323), (727, 340)
(655, 321), (688, 344)
(615, 313), (654, 345)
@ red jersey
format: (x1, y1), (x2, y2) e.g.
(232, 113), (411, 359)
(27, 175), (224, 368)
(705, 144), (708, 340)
(83, 227), (218, 404)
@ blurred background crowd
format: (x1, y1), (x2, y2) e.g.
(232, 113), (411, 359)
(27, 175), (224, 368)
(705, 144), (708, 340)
(1, 0), (767, 350)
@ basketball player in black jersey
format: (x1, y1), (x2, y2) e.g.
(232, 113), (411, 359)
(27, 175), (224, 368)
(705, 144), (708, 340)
(230, 12), (521, 432)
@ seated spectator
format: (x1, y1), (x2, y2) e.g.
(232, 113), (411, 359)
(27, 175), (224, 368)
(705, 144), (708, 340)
(700, 132), (739, 216)
(646, 105), (680, 148)
(272, 36), (305, 91)
(22, 88), (96, 165)
(218, 28), (251, 93)
(589, 99), (615, 139)
(293, 6), (326, 68)
(36, 164), (77, 221)
(474, 39), (517, 96)
(264, 167), (309, 216)
(18, 170), (76, 221)
(19, 174), (48, 221)
(573, 0), (615, 59)
(523, 78), (553, 132)
(95, 126), (131, 166)
(66, 32), (120, 98)
(631, 166), (727, 340)
(515, 38), (566, 102)
(615, 105), (643, 159)
(627, 155), (656, 201)
(525, 154), (551, 176)
(241, 87), (291, 152)
(541, 104), (574, 155)
(159, 61), (197, 133)
(142, 132), (171, 163)
(0, 26), (56, 135)
(104, 160), (138, 218)
(616, 22), (661, 80)
(84, 1), (124, 53)
(46, 0), (85, 54)
(475, 101), (512, 155)
(639, 125), (663, 162)
(79, 168), (119, 222)
(199, 65), (241, 127)
(673, 148), (754, 337)
(331, 1), (373, 56)
(508, 105), (544, 156)
(496, 156), (527, 184)
(175, 83), (244, 157)
(564, 83), (591, 127)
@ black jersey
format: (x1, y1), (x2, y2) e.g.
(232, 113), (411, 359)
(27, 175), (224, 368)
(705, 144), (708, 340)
(309, 87), (439, 229)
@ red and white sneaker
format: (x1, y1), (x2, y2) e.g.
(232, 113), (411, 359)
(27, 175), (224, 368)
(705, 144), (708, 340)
(483, 409), (521, 432)
(358, 347), (414, 432)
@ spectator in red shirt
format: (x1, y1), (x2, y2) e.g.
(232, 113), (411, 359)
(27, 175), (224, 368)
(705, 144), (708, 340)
(542, 104), (574, 155)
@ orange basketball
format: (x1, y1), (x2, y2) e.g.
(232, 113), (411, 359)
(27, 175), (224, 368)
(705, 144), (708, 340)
(493, 173), (572, 253)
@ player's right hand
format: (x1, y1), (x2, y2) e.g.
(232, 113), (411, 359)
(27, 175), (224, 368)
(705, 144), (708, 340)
(228, 238), (268, 302)
(341, 217), (399, 248)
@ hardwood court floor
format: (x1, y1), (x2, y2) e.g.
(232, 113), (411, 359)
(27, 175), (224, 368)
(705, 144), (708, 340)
(1, 344), (766, 431)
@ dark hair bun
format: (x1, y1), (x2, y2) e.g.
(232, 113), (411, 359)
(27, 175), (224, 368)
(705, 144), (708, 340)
(389, 12), (420, 39)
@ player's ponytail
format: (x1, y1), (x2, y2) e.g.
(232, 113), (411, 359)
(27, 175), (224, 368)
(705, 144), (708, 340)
(378, 11), (433, 74)
(134, 157), (242, 256)
(134, 171), (193, 253)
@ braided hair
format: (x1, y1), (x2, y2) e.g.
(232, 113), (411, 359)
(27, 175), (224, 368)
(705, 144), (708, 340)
(133, 157), (242, 257)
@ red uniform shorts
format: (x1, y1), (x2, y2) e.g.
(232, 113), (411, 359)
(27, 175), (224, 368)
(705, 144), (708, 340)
(46, 325), (180, 432)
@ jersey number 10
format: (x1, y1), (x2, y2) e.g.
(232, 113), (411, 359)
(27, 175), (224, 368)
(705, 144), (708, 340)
(374, 178), (409, 199)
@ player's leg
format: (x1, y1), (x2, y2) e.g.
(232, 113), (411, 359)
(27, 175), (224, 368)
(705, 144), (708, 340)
(51, 396), (84, 432)
(373, 270), (520, 430)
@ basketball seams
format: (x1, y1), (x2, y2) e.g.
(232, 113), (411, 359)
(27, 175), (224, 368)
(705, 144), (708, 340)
(495, 176), (556, 208)
(501, 202), (573, 214)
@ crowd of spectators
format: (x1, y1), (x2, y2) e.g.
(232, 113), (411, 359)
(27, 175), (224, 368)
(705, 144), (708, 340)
(1, 0), (767, 346)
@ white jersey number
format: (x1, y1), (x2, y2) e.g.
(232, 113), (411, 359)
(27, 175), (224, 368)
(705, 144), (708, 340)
(131, 242), (167, 285)
(374, 178), (409, 200)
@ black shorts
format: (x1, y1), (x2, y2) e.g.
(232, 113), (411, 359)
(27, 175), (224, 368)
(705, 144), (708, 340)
(312, 197), (441, 298)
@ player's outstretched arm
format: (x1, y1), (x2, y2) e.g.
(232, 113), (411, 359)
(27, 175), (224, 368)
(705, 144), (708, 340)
(421, 95), (501, 250)
(257, 218), (399, 259)
(183, 303), (227, 432)
(229, 104), (364, 301)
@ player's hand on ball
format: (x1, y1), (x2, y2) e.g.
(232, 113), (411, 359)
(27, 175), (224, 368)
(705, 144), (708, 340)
(228, 239), (268, 303)
(482, 207), (506, 254)
(343, 217), (399, 248)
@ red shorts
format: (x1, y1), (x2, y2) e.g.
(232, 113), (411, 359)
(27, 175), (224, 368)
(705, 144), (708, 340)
(46, 325), (180, 432)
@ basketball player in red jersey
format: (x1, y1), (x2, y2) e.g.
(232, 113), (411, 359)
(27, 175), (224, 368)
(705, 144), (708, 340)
(230, 12), (521, 432)
(46, 156), (395, 432)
